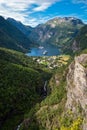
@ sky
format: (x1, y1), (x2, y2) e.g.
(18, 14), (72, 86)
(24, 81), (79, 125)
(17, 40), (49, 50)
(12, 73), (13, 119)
(0, 0), (87, 27)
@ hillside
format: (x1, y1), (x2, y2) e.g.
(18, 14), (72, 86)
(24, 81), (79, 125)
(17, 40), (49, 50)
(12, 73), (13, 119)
(0, 16), (32, 52)
(0, 47), (53, 130)
(0, 47), (72, 130)
(7, 18), (33, 37)
(28, 17), (84, 47)
(73, 25), (87, 51)
(63, 25), (87, 54)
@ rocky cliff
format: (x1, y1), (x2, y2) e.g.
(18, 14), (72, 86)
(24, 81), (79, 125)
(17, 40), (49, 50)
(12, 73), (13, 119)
(66, 54), (87, 130)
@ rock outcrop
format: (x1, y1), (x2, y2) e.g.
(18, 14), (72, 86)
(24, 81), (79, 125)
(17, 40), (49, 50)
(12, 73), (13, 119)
(66, 54), (87, 130)
(72, 40), (80, 52)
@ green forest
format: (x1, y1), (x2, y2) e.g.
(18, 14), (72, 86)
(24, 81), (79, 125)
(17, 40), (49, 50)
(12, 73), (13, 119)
(0, 16), (87, 130)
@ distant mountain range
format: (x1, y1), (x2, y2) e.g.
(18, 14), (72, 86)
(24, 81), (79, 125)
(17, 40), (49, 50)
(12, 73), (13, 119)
(0, 16), (87, 53)
(28, 17), (84, 47)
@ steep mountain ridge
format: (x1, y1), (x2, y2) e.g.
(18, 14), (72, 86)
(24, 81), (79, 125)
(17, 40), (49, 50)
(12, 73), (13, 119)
(7, 18), (33, 37)
(29, 17), (84, 47)
(0, 16), (32, 52)
(46, 17), (83, 26)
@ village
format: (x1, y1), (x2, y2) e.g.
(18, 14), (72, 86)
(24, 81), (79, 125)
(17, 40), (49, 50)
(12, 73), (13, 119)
(33, 55), (70, 69)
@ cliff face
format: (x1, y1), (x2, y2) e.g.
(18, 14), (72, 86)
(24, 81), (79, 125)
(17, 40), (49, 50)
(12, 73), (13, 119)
(66, 54), (87, 130)
(72, 40), (80, 52)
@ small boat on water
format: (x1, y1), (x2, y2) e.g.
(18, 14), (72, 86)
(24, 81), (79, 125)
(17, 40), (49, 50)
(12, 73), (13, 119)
(43, 50), (48, 55)
(38, 46), (44, 49)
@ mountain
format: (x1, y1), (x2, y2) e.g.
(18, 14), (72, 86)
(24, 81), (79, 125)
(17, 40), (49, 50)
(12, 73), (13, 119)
(7, 18), (33, 37)
(2, 16), (85, 54)
(29, 17), (84, 47)
(0, 16), (32, 52)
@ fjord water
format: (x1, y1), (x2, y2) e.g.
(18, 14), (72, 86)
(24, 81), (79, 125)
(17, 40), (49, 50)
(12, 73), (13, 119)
(26, 44), (61, 56)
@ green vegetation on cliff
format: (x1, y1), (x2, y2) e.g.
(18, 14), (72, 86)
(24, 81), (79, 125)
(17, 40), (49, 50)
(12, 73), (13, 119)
(75, 25), (87, 50)
(63, 24), (87, 54)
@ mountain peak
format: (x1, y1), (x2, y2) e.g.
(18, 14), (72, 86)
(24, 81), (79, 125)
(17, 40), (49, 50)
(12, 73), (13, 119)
(0, 15), (4, 20)
(29, 16), (84, 49)
(46, 17), (84, 26)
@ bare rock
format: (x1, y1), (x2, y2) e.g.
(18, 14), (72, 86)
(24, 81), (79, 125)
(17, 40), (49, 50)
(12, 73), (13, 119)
(66, 54), (87, 130)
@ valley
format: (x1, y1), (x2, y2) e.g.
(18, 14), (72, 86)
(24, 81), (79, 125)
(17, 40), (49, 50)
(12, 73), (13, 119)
(0, 15), (87, 130)
(0, 47), (71, 130)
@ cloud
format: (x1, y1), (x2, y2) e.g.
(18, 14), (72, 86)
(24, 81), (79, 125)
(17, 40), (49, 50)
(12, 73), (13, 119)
(72, 0), (87, 4)
(33, 2), (51, 12)
(0, 0), (60, 26)
(24, 16), (51, 26)
(80, 5), (87, 9)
